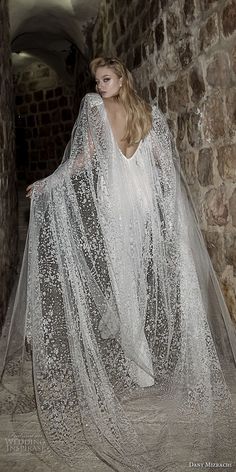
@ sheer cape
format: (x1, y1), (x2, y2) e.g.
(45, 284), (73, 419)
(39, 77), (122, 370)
(1, 92), (236, 471)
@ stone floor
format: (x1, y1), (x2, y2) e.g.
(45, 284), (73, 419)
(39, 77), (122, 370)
(1, 184), (236, 471)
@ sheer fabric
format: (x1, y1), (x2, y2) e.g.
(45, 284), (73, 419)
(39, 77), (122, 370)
(1, 93), (236, 471)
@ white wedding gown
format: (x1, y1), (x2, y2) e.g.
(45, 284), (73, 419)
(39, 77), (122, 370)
(97, 136), (156, 387)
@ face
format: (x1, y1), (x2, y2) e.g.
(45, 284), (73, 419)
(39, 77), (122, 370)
(95, 66), (122, 99)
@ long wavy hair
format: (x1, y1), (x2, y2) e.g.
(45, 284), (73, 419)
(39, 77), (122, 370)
(89, 56), (152, 146)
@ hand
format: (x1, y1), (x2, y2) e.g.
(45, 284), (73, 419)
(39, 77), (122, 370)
(26, 179), (46, 198)
(26, 183), (34, 198)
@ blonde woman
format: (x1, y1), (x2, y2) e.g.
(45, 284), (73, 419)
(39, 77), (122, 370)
(2, 57), (236, 471)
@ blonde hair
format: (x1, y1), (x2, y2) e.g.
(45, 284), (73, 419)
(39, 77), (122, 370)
(89, 56), (152, 146)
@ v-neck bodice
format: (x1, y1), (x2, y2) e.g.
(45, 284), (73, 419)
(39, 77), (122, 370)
(116, 139), (143, 161)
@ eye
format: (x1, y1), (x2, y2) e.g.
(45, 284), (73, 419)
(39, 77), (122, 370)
(104, 78), (110, 82)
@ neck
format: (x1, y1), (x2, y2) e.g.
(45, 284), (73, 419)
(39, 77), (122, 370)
(103, 95), (120, 104)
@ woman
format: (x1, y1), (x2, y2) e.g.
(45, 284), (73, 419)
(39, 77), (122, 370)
(1, 56), (236, 471)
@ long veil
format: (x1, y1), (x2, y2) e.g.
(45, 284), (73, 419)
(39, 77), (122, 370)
(1, 92), (236, 471)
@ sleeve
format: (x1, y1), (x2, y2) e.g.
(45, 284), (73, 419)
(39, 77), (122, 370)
(32, 93), (100, 197)
(151, 104), (178, 234)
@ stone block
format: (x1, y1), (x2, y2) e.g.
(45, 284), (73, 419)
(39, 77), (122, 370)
(231, 45), (236, 75)
(133, 44), (142, 68)
(217, 144), (236, 182)
(48, 99), (58, 111)
(229, 188), (236, 226)
(225, 87), (236, 133)
(158, 86), (167, 113)
(116, 42), (123, 57)
(61, 109), (72, 121)
(132, 21), (140, 44)
(25, 94), (32, 103)
(183, 0), (198, 25)
(59, 96), (68, 107)
(141, 10), (149, 33)
(206, 52), (231, 88)
(189, 65), (205, 103)
(34, 90), (43, 102)
(29, 81), (39, 92)
(149, 79), (157, 100)
(199, 13), (219, 51)
(19, 105), (28, 115)
(112, 22), (118, 44)
(46, 89), (54, 99)
(55, 86), (63, 97)
(165, 44), (180, 72)
(22, 70), (32, 81)
(177, 35), (193, 68)
(41, 113), (50, 125)
(39, 101), (47, 112)
(17, 83), (26, 94)
(167, 75), (189, 112)
(52, 124), (59, 134)
(161, 0), (168, 8)
(36, 67), (50, 79)
(225, 232), (236, 273)
(149, 0), (160, 21)
(40, 126), (51, 138)
(203, 230), (225, 274)
(187, 108), (202, 147)
(180, 150), (196, 184)
(141, 42), (148, 61)
(197, 147), (214, 186)
(200, 0), (218, 10)
(177, 112), (187, 144)
(119, 16), (126, 35)
(27, 115), (35, 127)
(220, 278), (236, 321)
(203, 185), (228, 226)
(30, 104), (37, 113)
(202, 92), (225, 142)
(222, 0), (236, 37)
(155, 19), (164, 50)
(166, 8), (181, 44)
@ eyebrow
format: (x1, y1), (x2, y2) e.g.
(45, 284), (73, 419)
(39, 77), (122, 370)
(95, 75), (111, 80)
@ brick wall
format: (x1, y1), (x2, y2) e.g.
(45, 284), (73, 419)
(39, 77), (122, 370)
(92, 0), (236, 320)
(74, 50), (95, 112)
(0, 0), (18, 328)
(15, 62), (76, 183)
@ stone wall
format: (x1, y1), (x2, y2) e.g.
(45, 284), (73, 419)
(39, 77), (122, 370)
(74, 50), (95, 112)
(15, 62), (76, 183)
(92, 0), (236, 320)
(0, 0), (18, 328)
